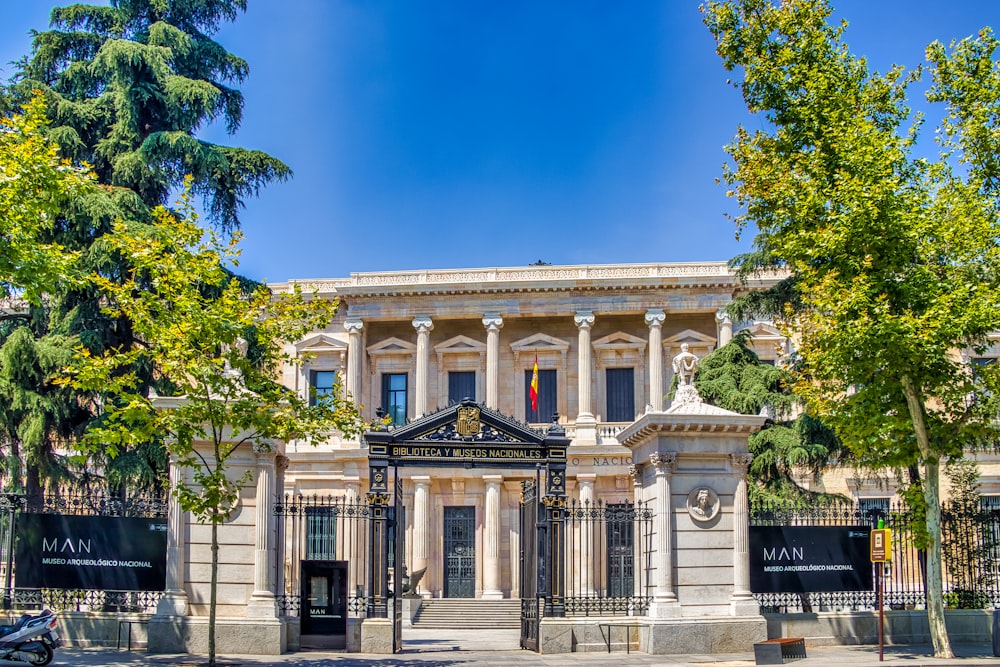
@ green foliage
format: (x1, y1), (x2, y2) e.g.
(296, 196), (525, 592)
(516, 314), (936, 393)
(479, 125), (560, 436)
(696, 332), (840, 502)
(703, 1), (1000, 654)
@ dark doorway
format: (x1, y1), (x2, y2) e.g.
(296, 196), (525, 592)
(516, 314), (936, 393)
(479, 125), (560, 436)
(444, 506), (476, 598)
(300, 560), (348, 648)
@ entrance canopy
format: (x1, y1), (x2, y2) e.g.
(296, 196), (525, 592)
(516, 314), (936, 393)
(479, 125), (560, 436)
(365, 399), (570, 471)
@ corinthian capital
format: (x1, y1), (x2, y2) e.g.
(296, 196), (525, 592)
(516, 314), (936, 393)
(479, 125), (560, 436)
(649, 451), (676, 472)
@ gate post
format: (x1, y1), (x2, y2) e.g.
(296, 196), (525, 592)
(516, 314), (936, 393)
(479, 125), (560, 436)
(367, 458), (391, 619)
(542, 459), (567, 618)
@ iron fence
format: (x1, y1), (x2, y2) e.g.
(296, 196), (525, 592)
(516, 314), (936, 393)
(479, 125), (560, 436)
(751, 497), (1000, 612)
(273, 493), (371, 617)
(0, 491), (167, 612)
(564, 498), (652, 616)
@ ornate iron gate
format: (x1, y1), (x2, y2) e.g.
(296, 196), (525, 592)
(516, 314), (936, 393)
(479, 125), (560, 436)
(392, 473), (403, 652)
(519, 479), (541, 650)
(444, 507), (476, 598)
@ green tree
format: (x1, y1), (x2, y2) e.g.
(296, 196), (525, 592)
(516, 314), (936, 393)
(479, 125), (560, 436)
(1, 1), (289, 494)
(695, 331), (840, 503)
(703, 0), (1000, 656)
(68, 191), (363, 667)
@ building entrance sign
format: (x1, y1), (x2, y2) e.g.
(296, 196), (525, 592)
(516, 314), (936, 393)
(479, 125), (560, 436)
(364, 399), (570, 653)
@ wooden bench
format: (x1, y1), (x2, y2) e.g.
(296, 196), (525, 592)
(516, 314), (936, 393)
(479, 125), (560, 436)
(753, 637), (806, 664)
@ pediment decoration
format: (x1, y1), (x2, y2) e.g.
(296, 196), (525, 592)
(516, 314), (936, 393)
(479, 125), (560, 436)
(367, 337), (417, 356)
(434, 335), (487, 355)
(294, 333), (348, 354)
(663, 328), (717, 347)
(510, 333), (570, 353)
(593, 331), (647, 351)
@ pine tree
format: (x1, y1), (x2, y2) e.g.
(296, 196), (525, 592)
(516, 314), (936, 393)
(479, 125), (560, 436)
(695, 331), (841, 503)
(0, 1), (289, 495)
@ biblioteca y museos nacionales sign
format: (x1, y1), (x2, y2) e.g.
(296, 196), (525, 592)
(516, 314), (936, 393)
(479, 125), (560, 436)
(749, 526), (873, 593)
(15, 514), (167, 591)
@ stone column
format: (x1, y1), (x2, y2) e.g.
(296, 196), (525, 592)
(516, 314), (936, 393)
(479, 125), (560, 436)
(716, 310), (733, 347)
(577, 474), (596, 596)
(574, 311), (597, 445)
(730, 453), (757, 615)
(412, 476), (431, 597)
(412, 316), (434, 417)
(645, 309), (666, 412)
(482, 314), (503, 409)
(648, 452), (681, 617)
(483, 475), (504, 599)
(156, 460), (189, 616)
(248, 446), (279, 617)
(344, 318), (364, 406)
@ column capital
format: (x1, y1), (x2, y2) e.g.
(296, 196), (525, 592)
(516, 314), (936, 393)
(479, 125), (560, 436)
(345, 318), (364, 335)
(731, 453), (753, 470)
(575, 473), (597, 485)
(482, 313), (504, 331)
(715, 309), (732, 325)
(627, 464), (640, 479)
(644, 309), (666, 327)
(649, 451), (676, 472)
(412, 315), (434, 333)
(574, 310), (595, 329)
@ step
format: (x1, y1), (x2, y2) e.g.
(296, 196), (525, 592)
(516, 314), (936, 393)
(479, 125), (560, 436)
(412, 599), (522, 629)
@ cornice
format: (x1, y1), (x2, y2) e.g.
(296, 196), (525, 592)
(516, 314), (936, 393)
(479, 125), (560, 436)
(270, 262), (780, 298)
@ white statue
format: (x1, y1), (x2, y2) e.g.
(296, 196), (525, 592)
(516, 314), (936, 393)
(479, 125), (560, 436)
(671, 343), (699, 386)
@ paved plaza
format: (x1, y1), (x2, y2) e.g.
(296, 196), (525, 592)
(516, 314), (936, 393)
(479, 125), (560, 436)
(28, 629), (1000, 667)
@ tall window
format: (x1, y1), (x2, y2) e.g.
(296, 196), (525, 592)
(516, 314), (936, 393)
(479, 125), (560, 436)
(306, 507), (336, 560)
(448, 371), (476, 404)
(605, 368), (635, 422)
(310, 370), (337, 406)
(524, 369), (556, 423)
(381, 373), (408, 426)
(858, 497), (890, 524)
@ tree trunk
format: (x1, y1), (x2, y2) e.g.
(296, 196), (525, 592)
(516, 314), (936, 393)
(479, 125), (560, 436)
(923, 458), (955, 658)
(209, 520), (218, 667)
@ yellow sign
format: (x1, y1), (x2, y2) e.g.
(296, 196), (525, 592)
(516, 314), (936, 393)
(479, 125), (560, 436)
(456, 406), (481, 436)
(870, 528), (892, 562)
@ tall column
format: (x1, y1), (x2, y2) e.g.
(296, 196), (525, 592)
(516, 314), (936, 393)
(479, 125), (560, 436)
(482, 314), (503, 409)
(483, 475), (503, 599)
(412, 316), (434, 417)
(574, 311), (597, 445)
(344, 318), (364, 407)
(156, 460), (189, 616)
(648, 452), (681, 618)
(248, 446), (279, 617)
(645, 309), (666, 411)
(412, 476), (431, 597)
(730, 453), (757, 615)
(716, 310), (734, 347)
(577, 474), (596, 596)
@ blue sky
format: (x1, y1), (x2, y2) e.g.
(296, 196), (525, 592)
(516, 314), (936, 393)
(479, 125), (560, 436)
(2, 1), (999, 282)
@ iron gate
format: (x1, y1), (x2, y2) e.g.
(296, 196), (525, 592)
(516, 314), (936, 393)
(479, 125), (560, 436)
(392, 473), (403, 652)
(444, 507), (476, 598)
(519, 478), (541, 650)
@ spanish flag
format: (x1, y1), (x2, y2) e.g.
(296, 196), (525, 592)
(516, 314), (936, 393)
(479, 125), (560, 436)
(530, 355), (539, 412)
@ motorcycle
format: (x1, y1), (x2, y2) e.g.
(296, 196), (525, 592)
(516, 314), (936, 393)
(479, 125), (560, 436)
(0, 609), (61, 665)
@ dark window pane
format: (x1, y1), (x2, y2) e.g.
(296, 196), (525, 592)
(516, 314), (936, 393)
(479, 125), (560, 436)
(305, 507), (336, 560)
(448, 371), (476, 404)
(605, 368), (635, 422)
(310, 370), (337, 406)
(524, 368), (556, 423)
(381, 373), (408, 425)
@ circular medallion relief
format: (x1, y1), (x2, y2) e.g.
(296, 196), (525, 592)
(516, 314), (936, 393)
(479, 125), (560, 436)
(686, 486), (720, 522)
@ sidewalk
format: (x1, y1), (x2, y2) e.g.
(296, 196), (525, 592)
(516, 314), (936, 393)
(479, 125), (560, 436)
(38, 631), (1000, 667)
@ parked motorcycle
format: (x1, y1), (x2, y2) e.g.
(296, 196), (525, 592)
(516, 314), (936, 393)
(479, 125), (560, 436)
(0, 609), (61, 665)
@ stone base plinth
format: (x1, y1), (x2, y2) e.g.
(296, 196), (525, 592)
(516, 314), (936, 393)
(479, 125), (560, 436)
(537, 616), (766, 655)
(147, 615), (285, 655)
(360, 617), (394, 654)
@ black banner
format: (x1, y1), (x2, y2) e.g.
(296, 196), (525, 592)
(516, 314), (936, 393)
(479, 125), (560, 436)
(750, 526), (872, 593)
(15, 514), (167, 591)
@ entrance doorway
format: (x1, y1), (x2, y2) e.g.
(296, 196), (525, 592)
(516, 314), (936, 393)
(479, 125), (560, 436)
(300, 560), (348, 648)
(444, 506), (475, 598)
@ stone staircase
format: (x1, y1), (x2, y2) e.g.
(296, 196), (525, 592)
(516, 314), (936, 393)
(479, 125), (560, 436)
(411, 598), (521, 629)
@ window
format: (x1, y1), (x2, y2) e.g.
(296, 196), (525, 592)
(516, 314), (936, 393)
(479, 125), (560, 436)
(306, 507), (336, 560)
(858, 497), (890, 525)
(524, 369), (556, 423)
(605, 368), (635, 422)
(381, 373), (408, 426)
(448, 371), (476, 404)
(310, 370), (337, 406)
